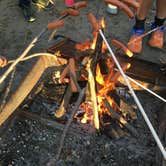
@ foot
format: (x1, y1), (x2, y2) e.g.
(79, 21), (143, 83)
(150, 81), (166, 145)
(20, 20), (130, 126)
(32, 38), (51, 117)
(148, 24), (164, 49)
(127, 28), (144, 53)
(32, 0), (54, 10)
(20, 4), (36, 22)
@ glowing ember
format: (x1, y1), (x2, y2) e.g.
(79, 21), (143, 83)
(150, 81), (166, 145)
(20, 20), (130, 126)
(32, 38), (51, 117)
(126, 49), (133, 57)
(80, 102), (93, 124)
(75, 38), (91, 51)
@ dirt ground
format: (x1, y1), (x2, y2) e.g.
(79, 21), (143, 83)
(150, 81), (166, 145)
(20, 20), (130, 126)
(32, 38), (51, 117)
(0, 0), (165, 88)
(0, 0), (166, 165)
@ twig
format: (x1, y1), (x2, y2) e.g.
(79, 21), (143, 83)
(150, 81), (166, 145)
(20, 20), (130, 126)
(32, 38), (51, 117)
(0, 28), (47, 85)
(55, 87), (85, 161)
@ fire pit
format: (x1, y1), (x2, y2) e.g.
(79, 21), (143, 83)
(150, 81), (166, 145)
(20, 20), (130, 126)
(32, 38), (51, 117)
(0, 3), (166, 163)
(0, 32), (166, 165)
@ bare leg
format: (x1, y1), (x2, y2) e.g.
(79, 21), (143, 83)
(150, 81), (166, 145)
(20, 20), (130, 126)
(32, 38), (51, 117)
(137, 0), (153, 20)
(156, 0), (166, 19)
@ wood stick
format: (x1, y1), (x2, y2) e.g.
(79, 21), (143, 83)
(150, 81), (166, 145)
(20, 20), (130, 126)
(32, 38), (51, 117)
(55, 88), (85, 161)
(103, 98), (138, 137)
(0, 55), (62, 126)
(88, 62), (100, 130)
(54, 85), (73, 118)
(54, 57), (88, 118)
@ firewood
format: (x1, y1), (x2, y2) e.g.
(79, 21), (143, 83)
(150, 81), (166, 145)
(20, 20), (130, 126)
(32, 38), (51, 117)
(54, 85), (73, 118)
(88, 62), (100, 130)
(103, 98), (138, 137)
(102, 123), (120, 139)
(54, 57), (88, 118)
(55, 88), (85, 161)
(0, 55), (63, 126)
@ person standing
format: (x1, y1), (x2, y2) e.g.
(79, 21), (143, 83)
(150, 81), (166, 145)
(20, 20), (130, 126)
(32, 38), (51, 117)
(19, 0), (54, 22)
(128, 0), (166, 53)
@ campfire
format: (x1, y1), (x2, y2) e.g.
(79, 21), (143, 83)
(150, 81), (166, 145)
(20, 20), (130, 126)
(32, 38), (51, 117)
(46, 14), (138, 139)
(1, 1), (166, 163)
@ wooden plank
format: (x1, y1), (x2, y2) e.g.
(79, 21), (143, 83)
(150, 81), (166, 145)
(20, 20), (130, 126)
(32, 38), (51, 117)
(0, 56), (63, 126)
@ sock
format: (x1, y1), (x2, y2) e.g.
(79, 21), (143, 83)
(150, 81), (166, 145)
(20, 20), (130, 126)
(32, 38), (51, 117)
(134, 17), (146, 30)
(154, 17), (165, 27)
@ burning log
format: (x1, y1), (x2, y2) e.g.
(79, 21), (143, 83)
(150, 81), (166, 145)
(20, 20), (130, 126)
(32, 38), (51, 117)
(54, 57), (88, 118)
(59, 58), (79, 92)
(115, 53), (166, 87)
(0, 55), (66, 126)
(88, 60), (100, 130)
(103, 98), (138, 137)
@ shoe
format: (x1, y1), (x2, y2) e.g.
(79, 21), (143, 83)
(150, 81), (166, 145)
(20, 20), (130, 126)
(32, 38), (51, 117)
(19, 3), (36, 22)
(127, 28), (144, 53)
(148, 23), (164, 49)
(32, 0), (54, 10)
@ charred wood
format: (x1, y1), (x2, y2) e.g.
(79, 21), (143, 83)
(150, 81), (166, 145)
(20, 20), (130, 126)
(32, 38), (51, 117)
(103, 98), (138, 137)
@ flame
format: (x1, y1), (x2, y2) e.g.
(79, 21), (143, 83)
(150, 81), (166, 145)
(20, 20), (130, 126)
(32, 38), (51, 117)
(100, 17), (105, 29)
(75, 39), (91, 51)
(127, 63), (131, 69)
(90, 32), (98, 50)
(80, 102), (93, 124)
(126, 49), (133, 57)
(96, 64), (104, 85)
(74, 17), (129, 129)
(102, 41), (107, 53)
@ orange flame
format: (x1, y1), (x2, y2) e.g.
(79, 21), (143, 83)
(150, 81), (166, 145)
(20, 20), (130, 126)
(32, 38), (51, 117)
(90, 31), (98, 50)
(100, 17), (105, 29)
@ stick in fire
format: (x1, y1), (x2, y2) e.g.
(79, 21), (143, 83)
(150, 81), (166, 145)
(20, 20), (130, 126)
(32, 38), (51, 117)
(88, 11), (166, 159)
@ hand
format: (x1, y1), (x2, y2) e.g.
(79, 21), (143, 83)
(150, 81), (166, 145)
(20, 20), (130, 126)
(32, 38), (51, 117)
(0, 56), (8, 67)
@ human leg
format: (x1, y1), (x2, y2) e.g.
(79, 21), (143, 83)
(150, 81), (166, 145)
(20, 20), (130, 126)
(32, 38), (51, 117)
(148, 0), (166, 48)
(19, 0), (36, 22)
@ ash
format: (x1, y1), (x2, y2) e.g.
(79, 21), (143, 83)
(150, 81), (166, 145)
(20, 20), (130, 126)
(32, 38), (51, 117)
(0, 89), (165, 166)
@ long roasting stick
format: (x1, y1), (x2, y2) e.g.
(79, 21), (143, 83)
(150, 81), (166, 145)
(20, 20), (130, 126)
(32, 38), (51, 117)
(0, 20), (64, 85)
(55, 88), (85, 161)
(127, 76), (166, 103)
(99, 29), (166, 160)
(114, 68), (166, 103)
